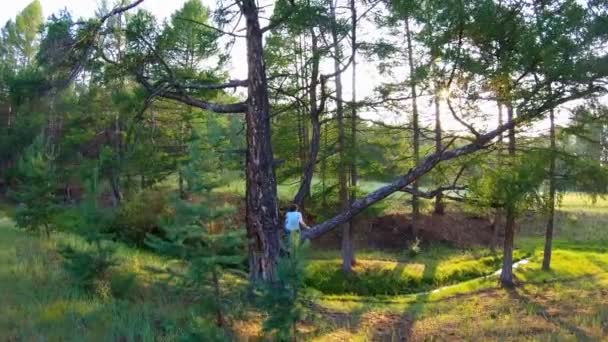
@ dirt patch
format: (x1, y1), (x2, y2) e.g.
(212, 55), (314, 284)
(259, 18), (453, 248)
(312, 212), (496, 251)
(221, 195), (497, 250)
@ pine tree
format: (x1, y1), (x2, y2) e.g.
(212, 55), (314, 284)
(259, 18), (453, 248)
(59, 167), (118, 297)
(11, 134), (59, 237)
(257, 239), (312, 341)
(145, 126), (245, 339)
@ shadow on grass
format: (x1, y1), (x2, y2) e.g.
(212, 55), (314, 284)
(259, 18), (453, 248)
(506, 286), (596, 342)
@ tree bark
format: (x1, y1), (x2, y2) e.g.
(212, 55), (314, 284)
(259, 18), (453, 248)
(542, 107), (556, 271)
(329, 0), (354, 273)
(242, 0), (281, 282)
(405, 17), (421, 236)
(433, 85), (444, 215)
(501, 102), (516, 287)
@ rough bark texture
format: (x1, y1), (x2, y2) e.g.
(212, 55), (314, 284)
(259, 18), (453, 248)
(501, 103), (516, 287)
(329, 0), (353, 273)
(242, 0), (281, 282)
(542, 108), (556, 271)
(433, 86), (444, 215)
(405, 18), (421, 235)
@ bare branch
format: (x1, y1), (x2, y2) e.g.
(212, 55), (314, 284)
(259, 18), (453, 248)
(400, 185), (467, 199)
(175, 16), (246, 38)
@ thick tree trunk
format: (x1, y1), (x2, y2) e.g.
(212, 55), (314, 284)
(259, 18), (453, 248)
(405, 17), (421, 236)
(542, 108), (556, 271)
(433, 85), (444, 215)
(329, 0), (353, 273)
(501, 103), (516, 287)
(242, 0), (281, 282)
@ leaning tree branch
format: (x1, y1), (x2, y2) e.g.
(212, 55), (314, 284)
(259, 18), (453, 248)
(136, 74), (247, 113)
(400, 185), (467, 199)
(301, 84), (605, 240)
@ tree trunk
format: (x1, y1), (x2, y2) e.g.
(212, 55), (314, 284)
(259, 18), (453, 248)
(542, 107), (556, 271)
(242, 0), (281, 282)
(293, 32), (321, 208)
(405, 17), (421, 236)
(329, 0), (353, 273)
(433, 85), (444, 215)
(501, 103), (516, 287)
(492, 102), (504, 252)
(501, 206), (515, 287)
(348, 0), (358, 267)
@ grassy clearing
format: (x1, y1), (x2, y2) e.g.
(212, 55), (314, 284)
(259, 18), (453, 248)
(1, 192), (607, 341)
(305, 246), (528, 296)
(312, 248), (608, 341)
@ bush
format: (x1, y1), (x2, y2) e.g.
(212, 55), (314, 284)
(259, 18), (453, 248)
(111, 187), (173, 245)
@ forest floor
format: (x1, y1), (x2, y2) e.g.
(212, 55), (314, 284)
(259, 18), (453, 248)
(0, 193), (607, 341)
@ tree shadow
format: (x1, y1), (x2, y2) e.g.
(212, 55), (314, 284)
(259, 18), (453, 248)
(506, 286), (596, 341)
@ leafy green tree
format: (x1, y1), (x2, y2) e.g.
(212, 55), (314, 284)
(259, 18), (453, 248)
(1, 0), (43, 68)
(469, 151), (547, 286)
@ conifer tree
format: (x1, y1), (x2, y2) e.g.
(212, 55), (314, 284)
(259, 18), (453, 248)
(257, 239), (312, 341)
(59, 166), (118, 297)
(11, 134), (59, 237)
(146, 125), (245, 338)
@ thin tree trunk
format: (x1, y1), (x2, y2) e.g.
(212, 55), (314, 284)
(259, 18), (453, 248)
(542, 107), (556, 270)
(329, 0), (353, 273)
(433, 85), (444, 215)
(242, 0), (281, 282)
(492, 102), (504, 252)
(501, 103), (516, 287)
(348, 0), (358, 267)
(405, 17), (421, 237)
(211, 268), (226, 327)
(293, 32), (322, 208)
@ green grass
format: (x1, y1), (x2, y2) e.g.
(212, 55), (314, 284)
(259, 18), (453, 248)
(0, 218), (190, 341)
(305, 246), (528, 296)
(312, 247), (608, 341)
(1, 192), (607, 341)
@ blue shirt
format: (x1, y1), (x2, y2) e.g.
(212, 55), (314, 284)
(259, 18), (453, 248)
(284, 211), (302, 232)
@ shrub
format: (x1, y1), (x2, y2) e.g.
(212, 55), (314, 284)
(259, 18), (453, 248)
(112, 187), (173, 245)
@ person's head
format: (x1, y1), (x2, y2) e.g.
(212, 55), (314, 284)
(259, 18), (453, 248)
(288, 203), (299, 212)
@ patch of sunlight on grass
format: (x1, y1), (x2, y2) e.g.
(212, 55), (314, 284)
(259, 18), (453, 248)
(516, 249), (608, 282)
(39, 300), (100, 322)
(559, 192), (608, 212)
